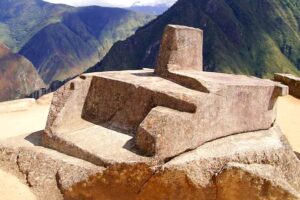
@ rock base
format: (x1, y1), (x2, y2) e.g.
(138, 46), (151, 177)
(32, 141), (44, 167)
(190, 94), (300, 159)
(0, 125), (299, 200)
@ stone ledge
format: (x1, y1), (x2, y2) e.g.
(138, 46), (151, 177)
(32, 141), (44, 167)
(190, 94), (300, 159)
(274, 73), (300, 99)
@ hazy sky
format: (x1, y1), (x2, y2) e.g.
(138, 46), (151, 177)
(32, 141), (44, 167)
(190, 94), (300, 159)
(44, 0), (177, 7)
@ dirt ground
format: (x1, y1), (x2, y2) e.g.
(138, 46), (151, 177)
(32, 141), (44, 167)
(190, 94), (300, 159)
(0, 94), (299, 199)
(277, 95), (300, 154)
(0, 96), (52, 200)
(0, 103), (50, 140)
(0, 170), (37, 200)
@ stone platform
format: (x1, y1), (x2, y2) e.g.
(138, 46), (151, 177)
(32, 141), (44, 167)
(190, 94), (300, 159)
(42, 68), (287, 166)
(275, 73), (300, 99)
(43, 24), (287, 165)
(0, 24), (299, 200)
(0, 125), (299, 200)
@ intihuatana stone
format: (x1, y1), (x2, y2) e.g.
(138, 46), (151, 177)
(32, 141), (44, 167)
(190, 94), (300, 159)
(42, 69), (287, 164)
(43, 25), (287, 164)
(0, 24), (299, 200)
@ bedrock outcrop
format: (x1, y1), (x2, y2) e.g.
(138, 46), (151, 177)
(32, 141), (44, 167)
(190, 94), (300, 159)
(0, 25), (299, 200)
(0, 125), (299, 200)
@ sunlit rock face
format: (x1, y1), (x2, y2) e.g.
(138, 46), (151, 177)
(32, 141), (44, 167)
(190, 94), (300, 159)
(0, 25), (299, 200)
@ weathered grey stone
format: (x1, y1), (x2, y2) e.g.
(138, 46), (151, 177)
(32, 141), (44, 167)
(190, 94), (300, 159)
(215, 163), (300, 200)
(0, 132), (103, 200)
(43, 69), (287, 164)
(0, 95), (298, 200)
(274, 73), (300, 99)
(155, 25), (203, 74)
(43, 25), (287, 164)
(1, 125), (298, 200)
(62, 125), (300, 200)
(0, 24), (299, 200)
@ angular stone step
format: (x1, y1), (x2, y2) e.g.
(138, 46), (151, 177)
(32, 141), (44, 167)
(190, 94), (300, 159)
(274, 73), (300, 99)
(43, 122), (152, 167)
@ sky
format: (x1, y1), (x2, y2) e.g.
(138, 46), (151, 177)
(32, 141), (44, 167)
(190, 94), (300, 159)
(44, 0), (177, 7)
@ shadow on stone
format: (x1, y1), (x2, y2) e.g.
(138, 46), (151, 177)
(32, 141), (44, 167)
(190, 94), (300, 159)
(131, 72), (156, 77)
(295, 152), (300, 160)
(25, 131), (43, 146)
(122, 138), (148, 156)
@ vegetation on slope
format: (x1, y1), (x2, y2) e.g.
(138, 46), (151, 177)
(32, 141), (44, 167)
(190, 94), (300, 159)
(0, 0), (154, 84)
(0, 43), (45, 101)
(0, 0), (71, 52)
(89, 0), (300, 78)
(129, 4), (169, 15)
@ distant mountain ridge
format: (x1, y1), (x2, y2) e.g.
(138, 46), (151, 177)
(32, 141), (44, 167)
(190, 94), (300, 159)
(0, 0), (154, 84)
(0, 43), (45, 101)
(19, 6), (153, 83)
(129, 4), (169, 15)
(0, 0), (72, 52)
(89, 0), (300, 78)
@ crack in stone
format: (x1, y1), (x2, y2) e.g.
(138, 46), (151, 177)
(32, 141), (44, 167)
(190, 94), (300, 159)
(55, 171), (64, 196)
(136, 167), (158, 195)
(16, 154), (32, 187)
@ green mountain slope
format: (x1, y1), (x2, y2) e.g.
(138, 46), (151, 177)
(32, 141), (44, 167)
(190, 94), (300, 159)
(0, 0), (154, 84)
(0, 43), (45, 102)
(19, 6), (153, 83)
(0, 0), (72, 52)
(89, 0), (300, 78)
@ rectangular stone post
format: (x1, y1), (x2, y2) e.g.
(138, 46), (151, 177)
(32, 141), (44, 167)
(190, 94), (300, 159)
(155, 24), (203, 75)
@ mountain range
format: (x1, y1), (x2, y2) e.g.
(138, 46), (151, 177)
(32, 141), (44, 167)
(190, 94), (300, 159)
(129, 4), (169, 15)
(89, 0), (300, 78)
(0, 0), (154, 84)
(0, 43), (44, 101)
(2, 0), (300, 101)
(43, 0), (177, 8)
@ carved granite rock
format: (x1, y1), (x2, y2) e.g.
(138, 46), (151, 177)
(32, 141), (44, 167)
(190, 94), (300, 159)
(0, 132), (103, 200)
(215, 163), (299, 200)
(1, 125), (299, 200)
(155, 25), (203, 74)
(0, 25), (298, 200)
(43, 25), (287, 164)
(62, 126), (300, 200)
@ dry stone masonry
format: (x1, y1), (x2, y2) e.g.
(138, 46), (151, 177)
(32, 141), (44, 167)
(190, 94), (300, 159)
(274, 73), (300, 99)
(0, 25), (299, 200)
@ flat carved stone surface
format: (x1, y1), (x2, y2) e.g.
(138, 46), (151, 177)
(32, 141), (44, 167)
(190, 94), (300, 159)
(43, 69), (286, 166)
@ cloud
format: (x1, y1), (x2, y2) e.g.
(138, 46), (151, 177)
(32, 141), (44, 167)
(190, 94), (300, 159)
(44, 0), (177, 7)
(133, 0), (176, 6)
